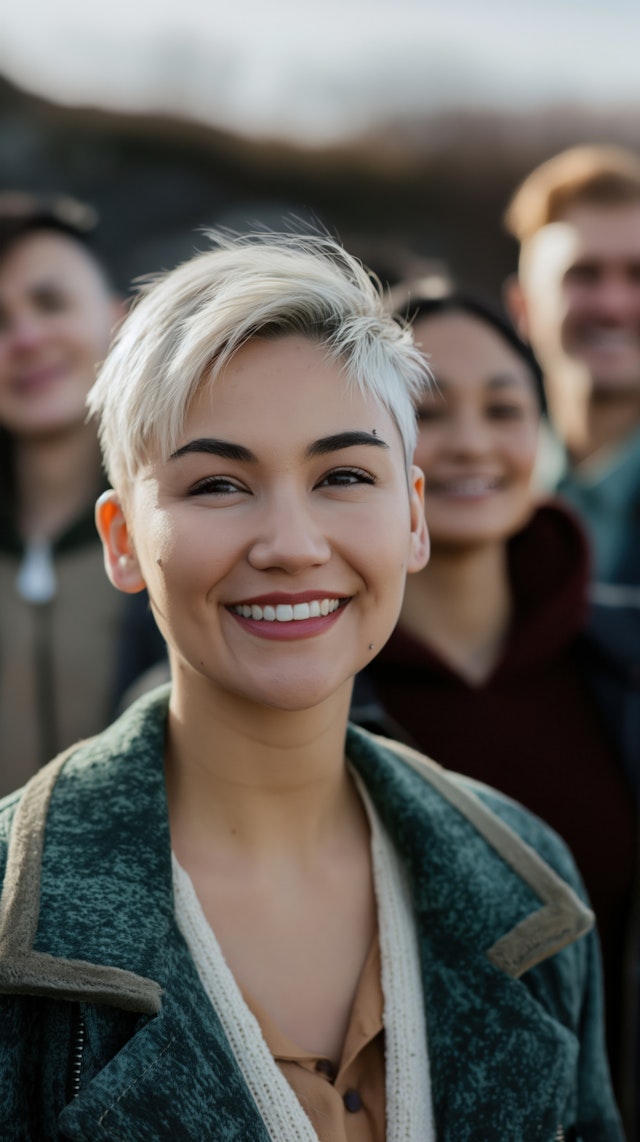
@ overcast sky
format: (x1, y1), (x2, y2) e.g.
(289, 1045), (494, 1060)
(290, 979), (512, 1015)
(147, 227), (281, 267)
(2, 0), (640, 142)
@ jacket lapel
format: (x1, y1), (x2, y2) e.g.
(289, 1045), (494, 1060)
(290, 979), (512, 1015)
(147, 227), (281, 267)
(347, 725), (588, 1140)
(58, 935), (271, 1142)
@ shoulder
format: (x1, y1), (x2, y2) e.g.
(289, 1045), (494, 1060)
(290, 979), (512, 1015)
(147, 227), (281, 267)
(352, 725), (587, 896)
(455, 770), (586, 892)
(0, 684), (172, 889)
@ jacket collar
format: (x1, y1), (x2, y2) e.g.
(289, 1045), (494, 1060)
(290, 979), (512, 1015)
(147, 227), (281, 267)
(0, 686), (593, 1140)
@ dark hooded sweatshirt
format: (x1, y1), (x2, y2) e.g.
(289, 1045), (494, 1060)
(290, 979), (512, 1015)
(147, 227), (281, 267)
(362, 501), (637, 1095)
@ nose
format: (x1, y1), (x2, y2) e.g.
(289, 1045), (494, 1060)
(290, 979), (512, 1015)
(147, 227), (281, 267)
(248, 488), (332, 574)
(6, 313), (46, 353)
(591, 273), (640, 323)
(445, 409), (493, 457)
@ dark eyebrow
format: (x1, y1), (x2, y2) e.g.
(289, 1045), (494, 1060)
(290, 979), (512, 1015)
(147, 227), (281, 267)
(305, 431), (389, 458)
(432, 374), (529, 393)
(486, 374), (530, 391)
(170, 438), (257, 462)
(170, 431), (389, 463)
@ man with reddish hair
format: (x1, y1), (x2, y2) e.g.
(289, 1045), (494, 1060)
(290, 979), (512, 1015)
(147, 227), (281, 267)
(505, 145), (640, 585)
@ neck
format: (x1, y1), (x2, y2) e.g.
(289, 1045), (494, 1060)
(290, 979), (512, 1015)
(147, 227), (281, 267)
(14, 424), (102, 542)
(165, 673), (360, 863)
(547, 367), (640, 464)
(400, 541), (512, 684)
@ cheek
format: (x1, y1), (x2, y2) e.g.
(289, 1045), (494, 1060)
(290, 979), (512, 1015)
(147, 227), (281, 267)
(509, 428), (538, 483)
(560, 287), (590, 328)
(140, 513), (240, 608)
(361, 501), (414, 585)
(128, 501), (177, 578)
(65, 319), (104, 362)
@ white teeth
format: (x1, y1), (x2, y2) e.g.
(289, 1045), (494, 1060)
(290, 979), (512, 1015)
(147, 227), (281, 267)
(232, 598), (342, 621)
(587, 330), (634, 349)
(438, 478), (499, 495)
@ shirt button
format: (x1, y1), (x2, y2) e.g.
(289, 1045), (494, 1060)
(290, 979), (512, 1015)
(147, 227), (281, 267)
(343, 1089), (363, 1113)
(315, 1059), (337, 1081)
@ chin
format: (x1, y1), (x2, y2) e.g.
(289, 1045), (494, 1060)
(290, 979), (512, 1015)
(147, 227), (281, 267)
(256, 658), (361, 713)
(16, 408), (88, 439)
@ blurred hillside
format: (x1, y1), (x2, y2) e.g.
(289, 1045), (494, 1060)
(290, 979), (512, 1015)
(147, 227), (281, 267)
(2, 72), (639, 299)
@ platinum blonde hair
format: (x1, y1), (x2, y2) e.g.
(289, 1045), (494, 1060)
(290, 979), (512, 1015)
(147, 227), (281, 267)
(87, 231), (430, 489)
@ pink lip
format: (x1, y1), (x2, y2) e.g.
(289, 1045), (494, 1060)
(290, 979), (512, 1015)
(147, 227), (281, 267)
(227, 600), (349, 641)
(13, 364), (67, 395)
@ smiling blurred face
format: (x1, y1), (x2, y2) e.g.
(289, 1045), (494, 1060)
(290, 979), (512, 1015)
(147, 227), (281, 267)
(0, 230), (119, 439)
(412, 311), (540, 550)
(105, 334), (427, 713)
(520, 203), (640, 396)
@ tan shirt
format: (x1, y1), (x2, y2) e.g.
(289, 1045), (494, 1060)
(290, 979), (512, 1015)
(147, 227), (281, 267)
(243, 933), (385, 1142)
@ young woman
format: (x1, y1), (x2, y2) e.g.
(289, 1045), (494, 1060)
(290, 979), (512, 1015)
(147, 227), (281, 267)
(357, 292), (638, 1134)
(0, 238), (622, 1141)
(0, 196), (166, 791)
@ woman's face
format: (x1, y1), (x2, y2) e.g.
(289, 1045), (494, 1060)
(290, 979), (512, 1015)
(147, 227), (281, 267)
(102, 334), (427, 713)
(412, 310), (540, 550)
(0, 230), (119, 439)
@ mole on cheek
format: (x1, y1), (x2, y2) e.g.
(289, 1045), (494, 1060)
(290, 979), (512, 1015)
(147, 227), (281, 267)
(156, 558), (163, 567)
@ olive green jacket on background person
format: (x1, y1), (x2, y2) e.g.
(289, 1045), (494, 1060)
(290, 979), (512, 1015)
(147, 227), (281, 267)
(0, 480), (166, 794)
(0, 688), (623, 1141)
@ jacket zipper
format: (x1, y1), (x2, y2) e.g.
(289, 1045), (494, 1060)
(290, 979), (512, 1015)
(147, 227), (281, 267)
(70, 1010), (86, 1098)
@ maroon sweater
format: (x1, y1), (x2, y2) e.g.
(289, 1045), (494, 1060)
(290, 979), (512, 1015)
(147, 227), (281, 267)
(367, 502), (636, 1066)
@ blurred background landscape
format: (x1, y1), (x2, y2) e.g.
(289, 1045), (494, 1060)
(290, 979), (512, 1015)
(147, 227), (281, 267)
(2, 0), (639, 298)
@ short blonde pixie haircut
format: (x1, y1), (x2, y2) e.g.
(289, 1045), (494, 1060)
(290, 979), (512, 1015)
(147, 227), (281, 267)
(87, 231), (430, 491)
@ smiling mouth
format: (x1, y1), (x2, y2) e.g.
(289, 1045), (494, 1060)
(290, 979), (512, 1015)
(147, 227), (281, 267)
(230, 598), (343, 622)
(428, 477), (502, 496)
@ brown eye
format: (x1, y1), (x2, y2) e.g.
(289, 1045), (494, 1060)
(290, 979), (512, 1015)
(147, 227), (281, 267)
(317, 467), (376, 488)
(33, 287), (68, 314)
(416, 406), (444, 423)
(188, 476), (248, 496)
(564, 263), (600, 286)
(486, 404), (526, 421)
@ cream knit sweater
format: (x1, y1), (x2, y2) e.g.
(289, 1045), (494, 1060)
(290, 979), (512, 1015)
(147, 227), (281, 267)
(173, 778), (435, 1141)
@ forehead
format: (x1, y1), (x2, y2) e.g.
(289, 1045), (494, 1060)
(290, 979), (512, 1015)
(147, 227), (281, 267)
(176, 334), (402, 454)
(523, 205), (640, 290)
(560, 202), (640, 262)
(413, 311), (535, 391)
(0, 230), (104, 300)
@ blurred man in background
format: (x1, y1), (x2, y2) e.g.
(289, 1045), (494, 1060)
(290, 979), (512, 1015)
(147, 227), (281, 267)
(504, 145), (640, 586)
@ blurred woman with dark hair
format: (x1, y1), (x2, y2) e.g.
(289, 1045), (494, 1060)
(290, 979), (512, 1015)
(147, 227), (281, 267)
(354, 292), (640, 1134)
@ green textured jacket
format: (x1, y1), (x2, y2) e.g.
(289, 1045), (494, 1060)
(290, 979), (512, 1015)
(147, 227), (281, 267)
(0, 687), (624, 1141)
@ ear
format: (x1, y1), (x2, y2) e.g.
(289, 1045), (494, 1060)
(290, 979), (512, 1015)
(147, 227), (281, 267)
(503, 273), (529, 341)
(95, 490), (146, 594)
(407, 465), (430, 573)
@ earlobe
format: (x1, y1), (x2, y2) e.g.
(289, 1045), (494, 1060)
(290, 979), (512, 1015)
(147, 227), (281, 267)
(407, 465), (430, 573)
(95, 490), (146, 594)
